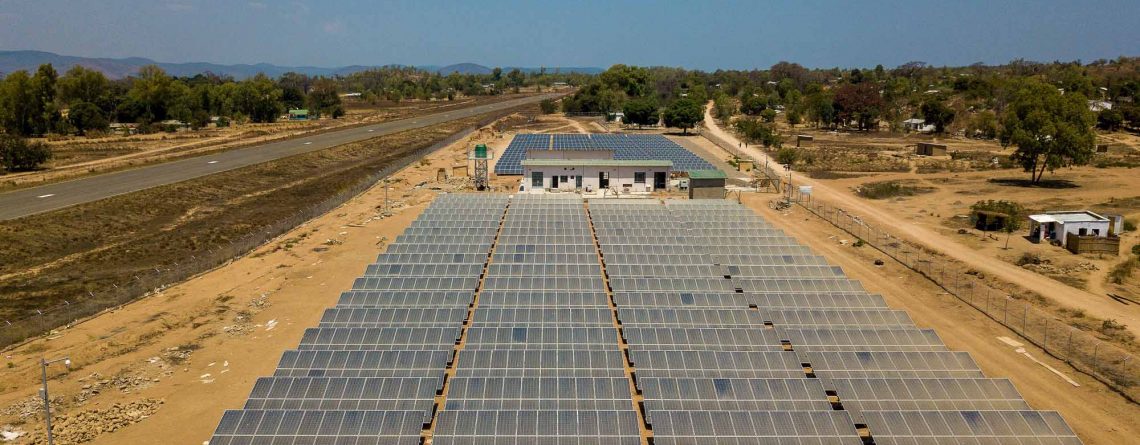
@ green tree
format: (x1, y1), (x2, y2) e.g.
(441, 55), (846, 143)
(306, 77), (343, 118)
(31, 64), (62, 134)
(622, 97), (659, 128)
(786, 108), (802, 128)
(506, 69), (525, 92)
(965, 111), (998, 139)
(539, 98), (557, 114)
(68, 102), (109, 135)
(1097, 109), (1123, 131)
(662, 98), (703, 134)
(58, 66), (109, 107)
(834, 82), (884, 130)
(0, 71), (36, 135)
(775, 146), (799, 165)
(734, 117), (782, 148)
(920, 99), (956, 134)
(739, 93), (767, 115)
(999, 79), (1096, 183)
(970, 200), (1025, 249)
(235, 74), (285, 123)
(127, 65), (183, 123)
(760, 109), (777, 123)
(712, 94), (736, 122)
(0, 134), (52, 171)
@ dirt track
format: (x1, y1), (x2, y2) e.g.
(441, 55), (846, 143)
(703, 103), (1140, 339)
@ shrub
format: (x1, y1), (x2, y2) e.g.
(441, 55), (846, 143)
(0, 134), (53, 172)
(855, 180), (932, 199)
(1107, 256), (1138, 284)
(1016, 252), (1045, 266)
(775, 147), (799, 166)
(1124, 218), (1137, 232)
(539, 99), (557, 114)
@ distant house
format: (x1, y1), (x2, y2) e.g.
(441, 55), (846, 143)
(340, 92), (363, 98)
(551, 82), (568, 88)
(1088, 100), (1113, 112)
(108, 123), (138, 135)
(1028, 211), (1117, 243)
(915, 142), (948, 157)
(902, 118), (934, 133)
(288, 109), (310, 121)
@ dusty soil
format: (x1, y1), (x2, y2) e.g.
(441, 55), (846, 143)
(0, 102), (539, 342)
(3, 94), (536, 191)
(704, 103), (1140, 342)
(0, 116), (517, 445)
(741, 193), (1140, 445)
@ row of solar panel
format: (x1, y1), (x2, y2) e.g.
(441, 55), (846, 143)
(587, 199), (1079, 445)
(212, 196), (512, 445)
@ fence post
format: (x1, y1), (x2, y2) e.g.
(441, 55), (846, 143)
(1043, 319), (1048, 349)
(1022, 304), (1029, 335)
(1093, 342), (1100, 372)
(1003, 297), (1009, 325)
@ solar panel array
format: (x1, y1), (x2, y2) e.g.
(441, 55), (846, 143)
(493, 133), (716, 175)
(210, 194), (508, 445)
(589, 199), (1081, 445)
(434, 195), (641, 444)
(212, 195), (1082, 445)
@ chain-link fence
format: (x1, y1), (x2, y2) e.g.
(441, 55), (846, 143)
(787, 189), (1139, 401)
(1, 121), (494, 350)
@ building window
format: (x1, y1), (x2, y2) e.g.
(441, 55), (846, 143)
(634, 172), (646, 184)
(531, 172), (543, 188)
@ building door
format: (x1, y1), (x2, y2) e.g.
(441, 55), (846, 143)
(599, 172), (609, 189)
(551, 175), (560, 188)
(654, 172), (667, 189)
(575, 175), (582, 188)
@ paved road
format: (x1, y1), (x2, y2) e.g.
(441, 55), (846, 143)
(0, 93), (559, 220)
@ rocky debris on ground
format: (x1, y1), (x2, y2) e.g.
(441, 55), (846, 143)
(72, 371), (160, 405)
(26, 399), (163, 445)
(222, 294), (271, 336)
(1021, 260), (1099, 275)
(1, 395), (63, 422)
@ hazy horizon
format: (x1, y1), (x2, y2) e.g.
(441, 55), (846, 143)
(1, 0), (1139, 70)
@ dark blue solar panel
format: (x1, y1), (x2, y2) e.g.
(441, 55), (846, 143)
(494, 134), (715, 175)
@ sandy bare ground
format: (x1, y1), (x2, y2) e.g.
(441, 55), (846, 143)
(0, 119), (501, 444)
(703, 102), (1140, 339)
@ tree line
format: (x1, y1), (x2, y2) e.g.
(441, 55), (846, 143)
(0, 64), (583, 138)
(561, 58), (1140, 183)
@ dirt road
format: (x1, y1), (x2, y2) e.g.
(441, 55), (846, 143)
(703, 102), (1140, 338)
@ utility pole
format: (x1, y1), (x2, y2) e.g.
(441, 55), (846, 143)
(40, 356), (71, 445)
(383, 179), (390, 215)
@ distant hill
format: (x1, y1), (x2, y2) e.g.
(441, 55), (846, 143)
(0, 50), (603, 79)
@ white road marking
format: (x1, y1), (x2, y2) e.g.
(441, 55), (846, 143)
(997, 336), (1024, 347)
(207, 160), (219, 164)
(367, 129), (375, 132)
(37, 194), (55, 198)
(304, 142), (313, 145)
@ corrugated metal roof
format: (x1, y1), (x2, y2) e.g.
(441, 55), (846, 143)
(688, 169), (728, 179)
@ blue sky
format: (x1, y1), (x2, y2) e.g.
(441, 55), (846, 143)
(1, 0), (1137, 69)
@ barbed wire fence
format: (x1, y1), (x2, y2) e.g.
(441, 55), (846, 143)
(1, 118), (498, 351)
(785, 187), (1139, 402)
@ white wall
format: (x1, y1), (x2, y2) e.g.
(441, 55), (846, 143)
(522, 165), (670, 193)
(1057, 221), (1110, 240)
